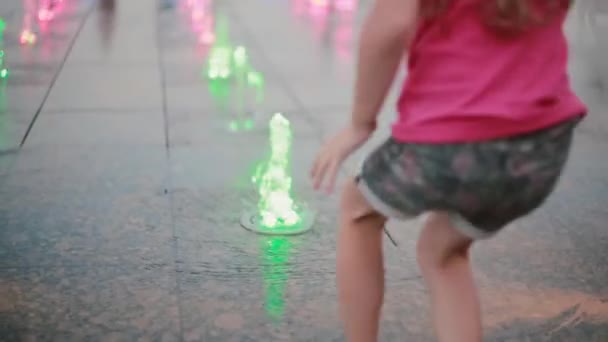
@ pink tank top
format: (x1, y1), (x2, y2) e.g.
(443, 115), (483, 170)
(392, 1), (586, 143)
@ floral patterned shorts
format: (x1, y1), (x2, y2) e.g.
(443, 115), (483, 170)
(356, 118), (581, 239)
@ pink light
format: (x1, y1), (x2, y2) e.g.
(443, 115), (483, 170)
(309, 0), (330, 17)
(198, 16), (215, 44)
(191, 8), (205, 21)
(38, 8), (55, 21)
(309, 1), (329, 18)
(309, 0), (329, 7)
(38, 19), (50, 33)
(291, 0), (306, 16)
(199, 31), (215, 44)
(335, 0), (356, 11)
(335, 25), (353, 61)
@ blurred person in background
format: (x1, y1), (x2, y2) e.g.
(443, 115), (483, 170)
(97, 0), (115, 49)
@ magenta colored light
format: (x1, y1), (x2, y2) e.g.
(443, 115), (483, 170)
(291, 0), (306, 15)
(38, 8), (54, 22)
(308, 0), (329, 18)
(309, 0), (329, 7)
(199, 31), (215, 44)
(335, 0), (356, 11)
(191, 8), (205, 21)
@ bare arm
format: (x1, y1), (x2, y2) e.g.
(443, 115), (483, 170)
(310, 0), (420, 192)
(352, 0), (420, 129)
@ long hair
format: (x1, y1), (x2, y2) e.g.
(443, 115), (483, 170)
(421, 0), (573, 36)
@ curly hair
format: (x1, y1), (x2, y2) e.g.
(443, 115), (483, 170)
(421, 0), (573, 35)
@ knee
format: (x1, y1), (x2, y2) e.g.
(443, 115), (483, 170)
(416, 239), (471, 274)
(416, 213), (473, 273)
(340, 178), (386, 227)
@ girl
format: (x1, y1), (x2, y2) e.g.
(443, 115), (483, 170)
(310, 0), (586, 341)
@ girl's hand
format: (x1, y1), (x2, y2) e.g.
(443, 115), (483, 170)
(311, 124), (374, 193)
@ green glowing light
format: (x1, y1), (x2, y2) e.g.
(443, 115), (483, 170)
(229, 120), (239, 132)
(253, 113), (301, 230)
(260, 236), (292, 321)
(247, 71), (265, 103)
(227, 118), (255, 133)
(207, 45), (254, 81)
(215, 15), (230, 45)
(247, 70), (263, 86)
(207, 45), (232, 79)
(233, 45), (248, 70)
(0, 18), (6, 35)
(243, 118), (254, 130)
(202, 18), (265, 132)
(0, 52), (6, 79)
(207, 78), (231, 115)
(206, 15), (233, 80)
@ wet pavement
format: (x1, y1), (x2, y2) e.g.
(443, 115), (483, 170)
(0, 0), (607, 341)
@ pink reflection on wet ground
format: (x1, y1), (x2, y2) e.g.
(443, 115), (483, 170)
(20, 0), (37, 45)
(184, 0), (215, 47)
(291, 0), (358, 62)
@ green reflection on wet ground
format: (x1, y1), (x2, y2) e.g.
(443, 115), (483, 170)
(190, 6), (303, 322)
(259, 235), (293, 321)
(251, 114), (310, 321)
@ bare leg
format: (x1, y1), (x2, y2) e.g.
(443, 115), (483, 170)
(416, 212), (482, 342)
(337, 179), (387, 342)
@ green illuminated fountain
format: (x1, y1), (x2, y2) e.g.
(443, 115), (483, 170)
(187, 7), (314, 326)
(246, 114), (315, 322)
(241, 113), (315, 235)
(204, 18), (265, 133)
(232, 45), (265, 102)
(231, 46), (254, 133)
(207, 45), (232, 80)
(255, 113), (300, 228)
(0, 18), (5, 44)
(207, 44), (264, 132)
(206, 16), (232, 80)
